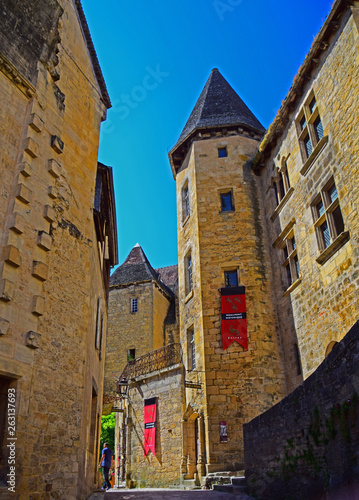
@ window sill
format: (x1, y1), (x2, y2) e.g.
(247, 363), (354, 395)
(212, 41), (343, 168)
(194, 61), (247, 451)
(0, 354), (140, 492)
(300, 135), (328, 176)
(316, 231), (350, 265)
(184, 290), (193, 303)
(270, 187), (294, 221)
(283, 277), (302, 297)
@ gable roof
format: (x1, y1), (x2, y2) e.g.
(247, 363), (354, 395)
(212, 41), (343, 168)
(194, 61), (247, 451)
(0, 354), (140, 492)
(74, 0), (111, 109)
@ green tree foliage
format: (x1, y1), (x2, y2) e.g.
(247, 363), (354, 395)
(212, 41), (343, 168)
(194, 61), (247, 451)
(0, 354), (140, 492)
(100, 413), (115, 453)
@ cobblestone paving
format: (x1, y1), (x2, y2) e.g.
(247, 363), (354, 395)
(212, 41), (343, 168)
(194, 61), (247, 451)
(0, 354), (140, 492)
(88, 488), (253, 500)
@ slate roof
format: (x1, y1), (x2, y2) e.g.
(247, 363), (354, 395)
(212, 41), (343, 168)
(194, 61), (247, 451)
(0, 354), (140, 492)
(155, 265), (178, 293)
(110, 244), (175, 299)
(172, 68), (265, 153)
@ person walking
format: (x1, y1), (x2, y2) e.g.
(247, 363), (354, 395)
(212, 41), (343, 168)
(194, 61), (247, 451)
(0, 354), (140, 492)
(99, 442), (113, 491)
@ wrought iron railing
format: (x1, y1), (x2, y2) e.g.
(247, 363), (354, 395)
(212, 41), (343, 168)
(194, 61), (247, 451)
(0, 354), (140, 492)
(120, 343), (182, 380)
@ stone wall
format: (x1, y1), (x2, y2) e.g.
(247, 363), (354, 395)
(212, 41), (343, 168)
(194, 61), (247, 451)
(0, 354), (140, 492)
(124, 365), (184, 487)
(176, 133), (288, 473)
(0, 0), (113, 498)
(244, 320), (359, 500)
(104, 282), (172, 414)
(258, 6), (359, 380)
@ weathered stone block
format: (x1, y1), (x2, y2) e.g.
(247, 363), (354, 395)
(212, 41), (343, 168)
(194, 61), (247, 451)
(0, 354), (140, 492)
(15, 183), (32, 204)
(48, 158), (61, 178)
(48, 186), (58, 199)
(29, 113), (44, 133)
(0, 317), (10, 335)
(32, 261), (48, 281)
(0, 278), (15, 301)
(38, 231), (52, 251)
(26, 331), (41, 349)
(32, 295), (45, 316)
(44, 205), (56, 222)
(23, 137), (39, 158)
(2, 245), (21, 267)
(6, 212), (25, 234)
(19, 161), (32, 177)
(51, 135), (64, 154)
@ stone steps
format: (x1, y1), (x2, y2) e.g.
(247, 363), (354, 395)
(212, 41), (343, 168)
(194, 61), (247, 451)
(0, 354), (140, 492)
(210, 474), (254, 498)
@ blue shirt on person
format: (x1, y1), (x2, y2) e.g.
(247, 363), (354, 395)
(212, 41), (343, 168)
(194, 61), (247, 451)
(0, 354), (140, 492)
(101, 446), (112, 468)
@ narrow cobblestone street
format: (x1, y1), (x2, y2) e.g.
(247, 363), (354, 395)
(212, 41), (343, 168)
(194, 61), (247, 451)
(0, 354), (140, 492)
(89, 488), (253, 499)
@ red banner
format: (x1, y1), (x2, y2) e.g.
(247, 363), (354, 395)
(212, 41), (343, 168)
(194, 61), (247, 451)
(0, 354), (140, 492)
(144, 397), (156, 456)
(221, 286), (248, 351)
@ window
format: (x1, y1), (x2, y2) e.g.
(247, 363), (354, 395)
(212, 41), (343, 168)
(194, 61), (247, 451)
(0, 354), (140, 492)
(296, 92), (326, 169)
(220, 190), (234, 212)
(218, 146), (227, 158)
(185, 251), (193, 296)
(131, 298), (138, 313)
(127, 348), (136, 361)
(95, 297), (101, 349)
(272, 157), (291, 207)
(188, 327), (195, 370)
(312, 179), (345, 252)
(224, 270), (238, 288)
(294, 344), (302, 376)
(281, 233), (300, 288)
(99, 313), (104, 360)
(182, 182), (190, 221)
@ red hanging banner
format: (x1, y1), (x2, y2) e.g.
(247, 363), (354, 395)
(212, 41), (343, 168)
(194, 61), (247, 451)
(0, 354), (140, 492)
(144, 397), (157, 456)
(221, 286), (248, 351)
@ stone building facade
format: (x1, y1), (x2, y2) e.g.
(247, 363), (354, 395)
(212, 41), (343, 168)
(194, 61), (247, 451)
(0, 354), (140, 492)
(0, 1), (118, 499)
(107, 0), (359, 492)
(104, 245), (180, 484)
(254, 0), (359, 380)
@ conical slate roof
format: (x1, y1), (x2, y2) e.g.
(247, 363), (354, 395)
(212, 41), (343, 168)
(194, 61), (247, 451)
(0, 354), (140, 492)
(110, 244), (175, 299)
(173, 68), (265, 151)
(110, 244), (158, 286)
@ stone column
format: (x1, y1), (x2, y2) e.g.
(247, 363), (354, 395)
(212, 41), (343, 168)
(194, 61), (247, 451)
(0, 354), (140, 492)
(197, 414), (206, 478)
(180, 419), (188, 477)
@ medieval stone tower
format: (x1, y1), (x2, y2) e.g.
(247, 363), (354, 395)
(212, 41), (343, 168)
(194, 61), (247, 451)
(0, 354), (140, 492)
(169, 69), (289, 473)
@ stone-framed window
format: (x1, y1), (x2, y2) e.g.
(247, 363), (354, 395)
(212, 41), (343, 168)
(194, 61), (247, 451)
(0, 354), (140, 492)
(218, 146), (228, 158)
(185, 251), (193, 296)
(272, 157), (291, 206)
(296, 92), (328, 174)
(127, 348), (136, 361)
(224, 269), (239, 288)
(182, 180), (190, 222)
(95, 297), (101, 349)
(130, 298), (138, 313)
(219, 189), (234, 212)
(294, 344), (302, 376)
(281, 232), (300, 288)
(187, 326), (195, 371)
(311, 178), (345, 253)
(99, 313), (104, 360)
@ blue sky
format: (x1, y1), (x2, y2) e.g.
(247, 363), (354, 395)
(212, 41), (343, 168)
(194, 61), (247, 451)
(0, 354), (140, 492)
(82, 0), (332, 270)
